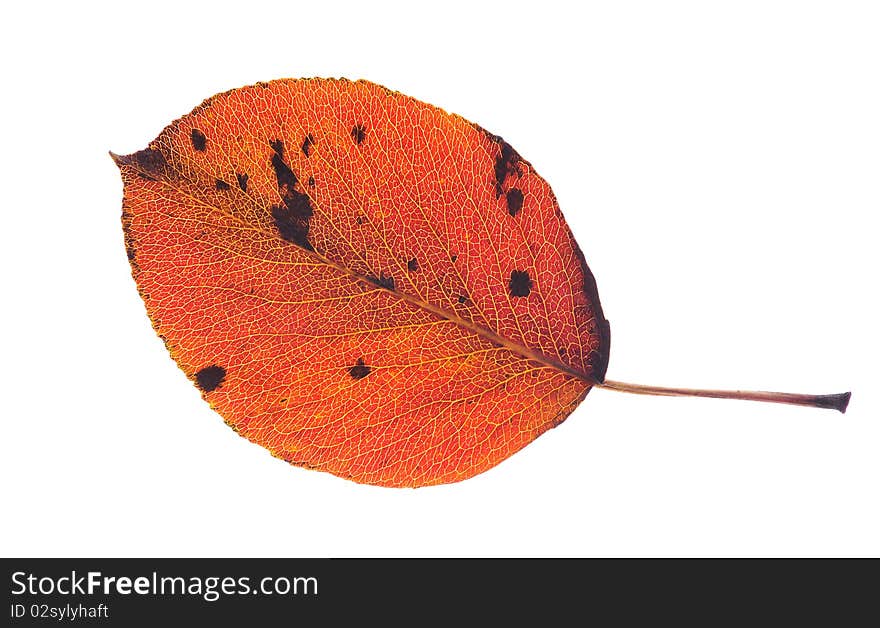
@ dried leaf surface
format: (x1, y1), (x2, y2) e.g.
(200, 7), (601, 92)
(115, 78), (609, 487)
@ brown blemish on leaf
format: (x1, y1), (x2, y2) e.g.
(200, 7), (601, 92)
(508, 270), (532, 297)
(366, 272), (395, 290)
(494, 140), (522, 197)
(195, 365), (226, 392)
(477, 129), (523, 197)
(121, 207), (138, 270)
(271, 194), (314, 251)
(269, 140), (298, 190)
(267, 139), (313, 250)
(301, 133), (315, 157)
(348, 358), (371, 380)
(506, 188), (524, 216)
(191, 129), (207, 152)
(351, 124), (366, 145)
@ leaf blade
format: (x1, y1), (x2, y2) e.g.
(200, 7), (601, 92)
(116, 78), (609, 486)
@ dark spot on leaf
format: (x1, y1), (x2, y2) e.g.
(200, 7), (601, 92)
(135, 149), (166, 171)
(348, 358), (371, 380)
(191, 129), (207, 152)
(215, 179), (230, 191)
(195, 365), (226, 392)
(271, 189), (314, 251)
(366, 272), (395, 290)
(407, 257), (419, 272)
(236, 172), (249, 192)
(308, 176), (315, 187)
(509, 270), (532, 297)
(492, 137), (522, 197)
(301, 133), (314, 157)
(355, 215), (364, 225)
(457, 294), (468, 304)
(451, 254), (458, 263)
(122, 211), (137, 263)
(269, 139), (298, 190)
(124, 245), (139, 269)
(506, 188), (524, 216)
(351, 124), (366, 145)
(122, 208), (138, 269)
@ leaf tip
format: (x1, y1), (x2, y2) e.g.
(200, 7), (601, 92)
(108, 147), (167, 178)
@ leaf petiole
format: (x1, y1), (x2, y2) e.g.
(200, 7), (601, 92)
(595, 379), (851, 413)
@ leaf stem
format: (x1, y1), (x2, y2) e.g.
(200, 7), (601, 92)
(596, 379), (851, 413)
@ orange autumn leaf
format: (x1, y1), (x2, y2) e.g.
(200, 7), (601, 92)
(113, 78), (608, 487)
(114, 78), (852, 487)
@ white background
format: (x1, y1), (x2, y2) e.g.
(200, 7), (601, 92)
(1, 1), (877, 557)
